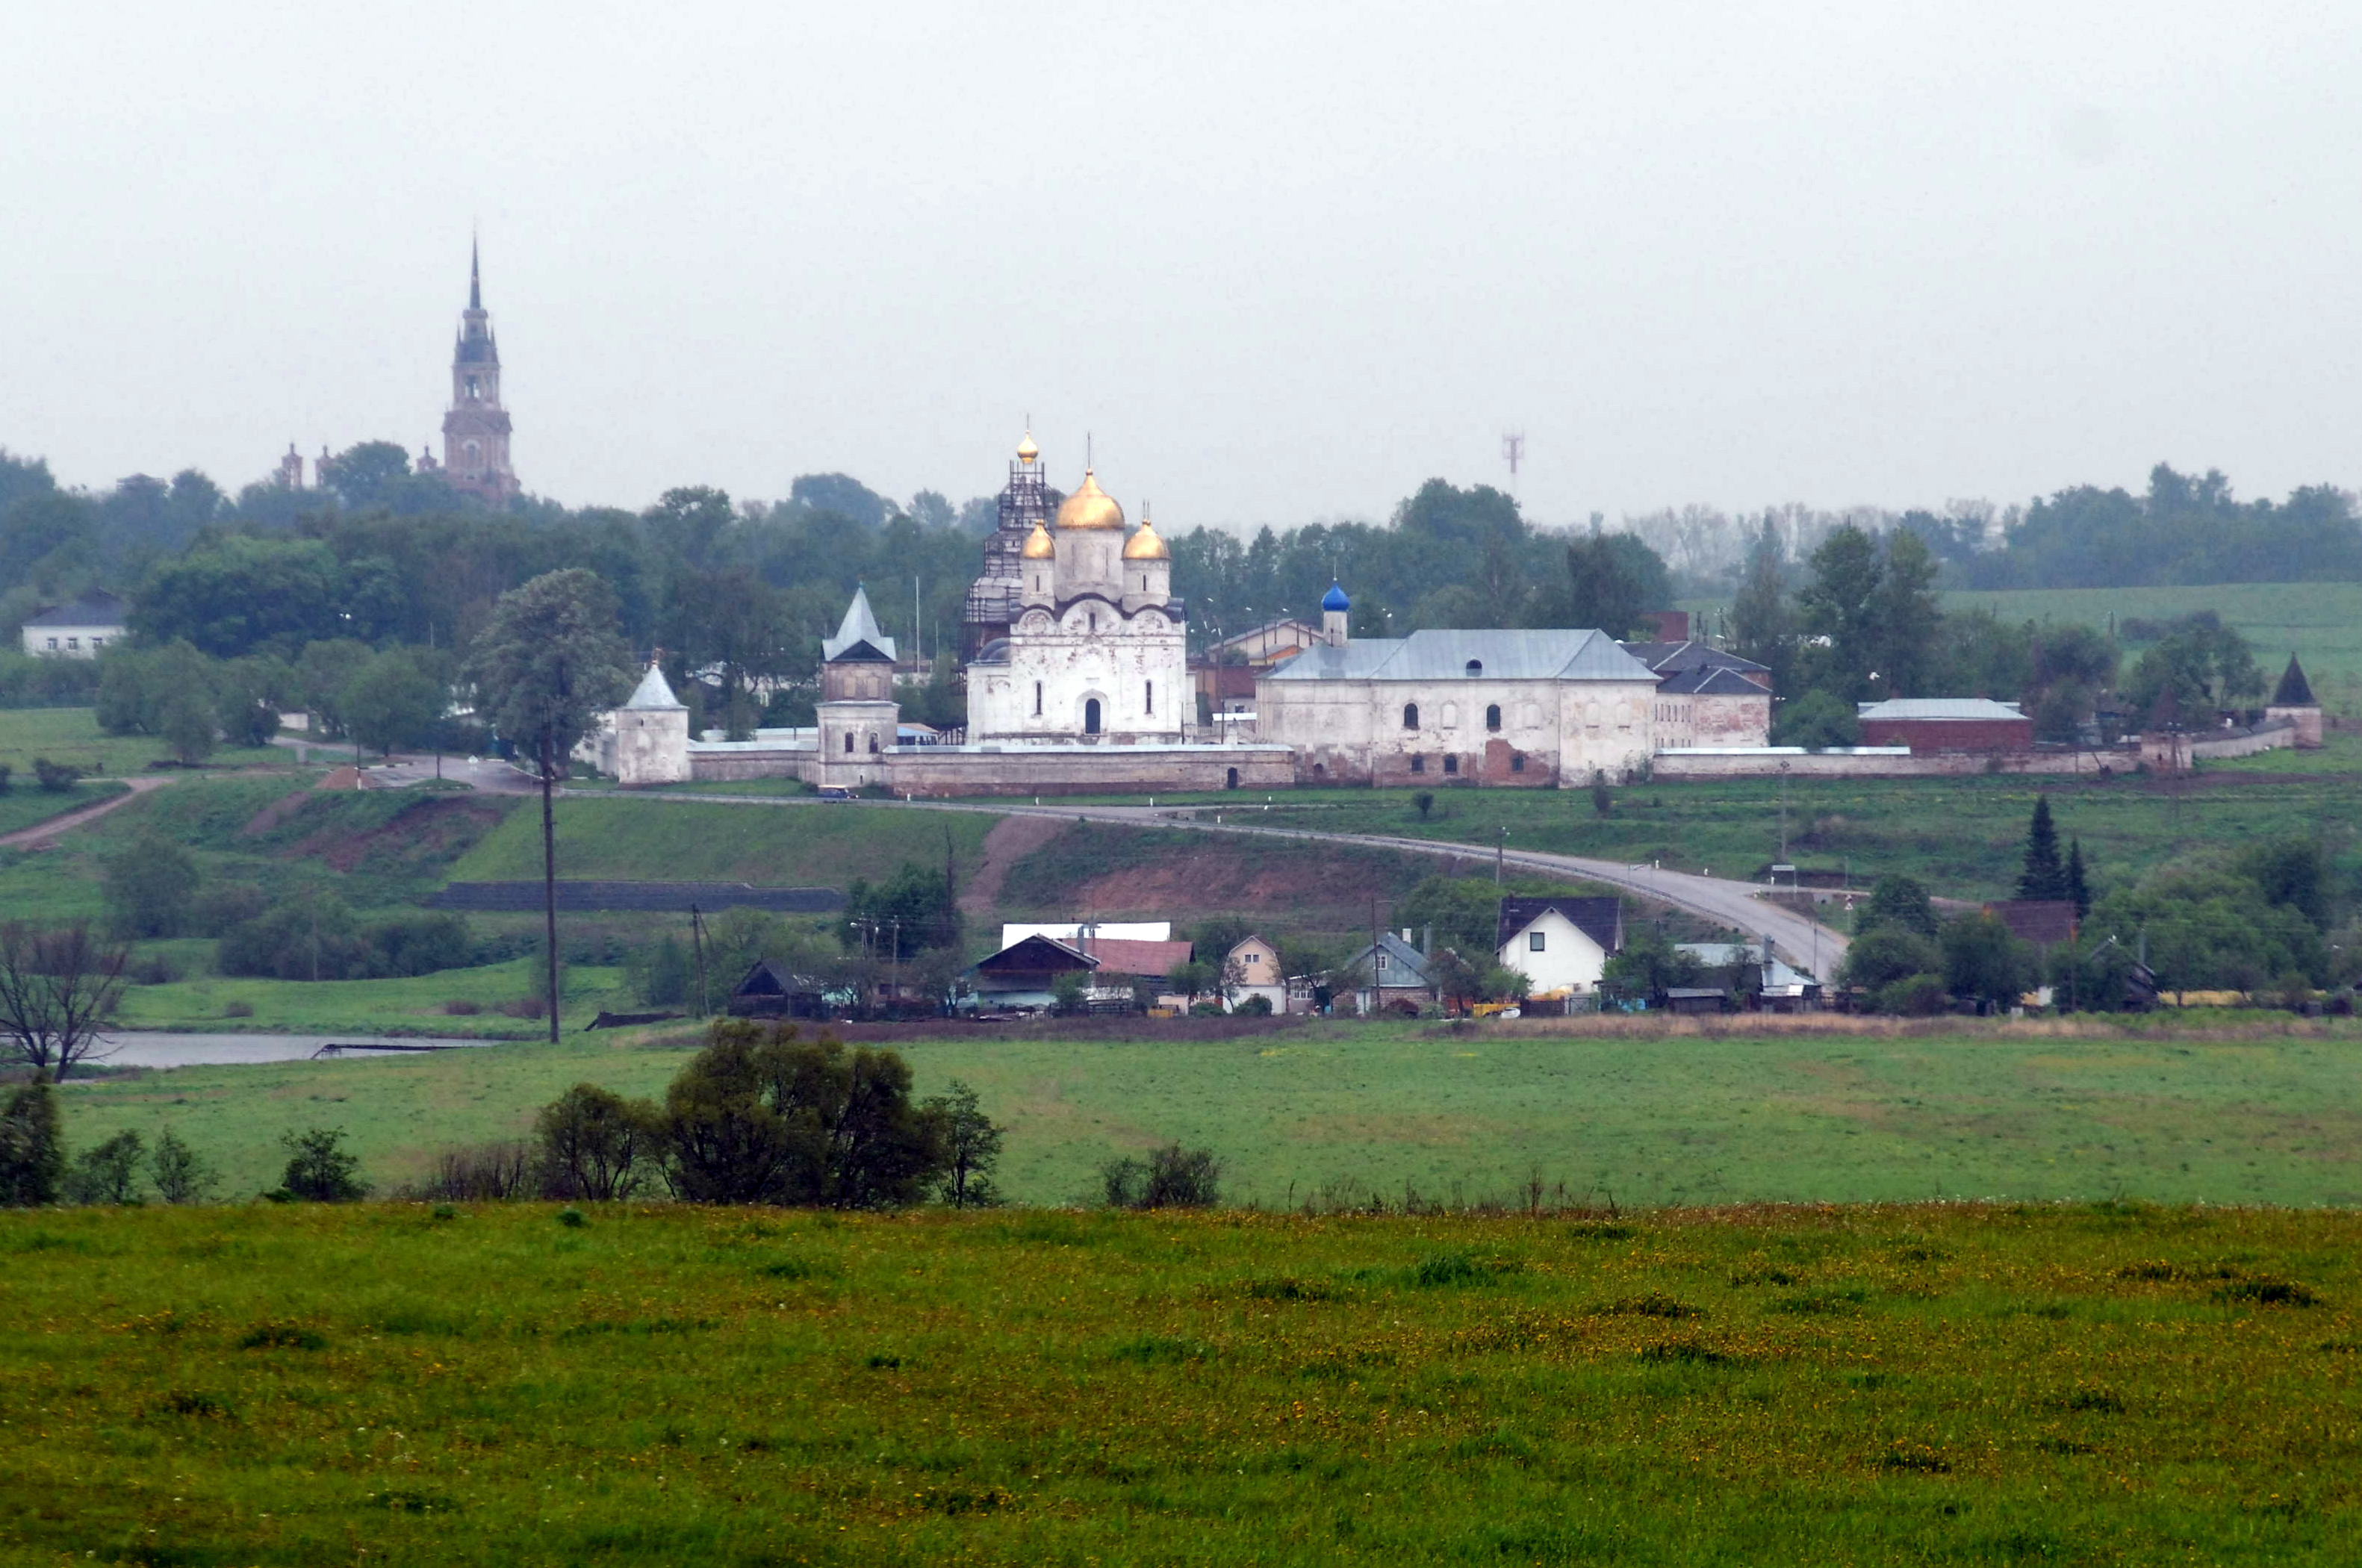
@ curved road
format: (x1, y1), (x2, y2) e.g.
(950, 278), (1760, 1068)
(601, 791), (1847, 978)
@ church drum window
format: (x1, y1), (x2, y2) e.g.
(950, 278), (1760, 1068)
(1402, 703), (1420, 730)
(1034, 681), (1042, 716)
(1084, 697), (1101, 735)
(1145, 680), (1154, 715)
(1486, 703), (1501, 731)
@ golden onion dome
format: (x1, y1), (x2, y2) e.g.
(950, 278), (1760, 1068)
(1016, 430), (1039, 463)
(1122, 513), (1169, 560)
(1054, 469), (1125, 531)
(1020, 520), (1055, 559)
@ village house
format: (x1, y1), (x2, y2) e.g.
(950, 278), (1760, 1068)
(1495, 896), (1624, 999)
(1222, 934), (1287, 1012)
(19, 589), (127, 658)
(1341, 930), (1439, 1015)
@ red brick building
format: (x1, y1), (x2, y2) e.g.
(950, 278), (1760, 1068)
(1857, 697), (2033, 753)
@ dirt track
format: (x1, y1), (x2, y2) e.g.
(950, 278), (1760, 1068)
(0, 776), (171, 847)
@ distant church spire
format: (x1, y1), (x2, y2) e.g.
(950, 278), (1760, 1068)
(441, 239), (518, 505)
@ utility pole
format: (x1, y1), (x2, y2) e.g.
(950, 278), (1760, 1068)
(1502, 431), (1526, 485)
(1496, 827), (1508, 885)
(690, 903), (709, 1018)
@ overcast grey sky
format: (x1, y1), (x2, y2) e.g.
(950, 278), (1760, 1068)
(5, 2), (2359, 532)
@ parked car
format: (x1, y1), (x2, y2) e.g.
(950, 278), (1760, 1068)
(817, 785), (853, 801)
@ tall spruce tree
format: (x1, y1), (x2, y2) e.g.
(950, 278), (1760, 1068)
(0, 1074), (63, 1207)
(2018, 795), (2067, 901)
(2066, 839), (2091, 921)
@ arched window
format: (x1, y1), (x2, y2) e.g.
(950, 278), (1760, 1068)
(867, 733), (880, 753)
(1084, 697), (1102, 735)
(1465, 659), (1482, 676)
(1440, 702), (1458, 729)
(1034, 682), (1042, 716)
(1145, 680), (1154, 715)
(1443, 755), (1459, 774)
(1402, 703), (1420, 730)
(1485, 703), (1502, 730)
(843, 732), (853, 753)
(1225, 767), (1240, 789)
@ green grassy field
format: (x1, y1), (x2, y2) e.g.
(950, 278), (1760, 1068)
(60, 1016), (2362, 1208)
(0, 777), (126, 836)
(0, 705), (295, 777)
(1941, 582), (2362, 697)
(5, 1201), (2357, 1565)
(108, 956), (631, 1039)
(1678, 582), (2362, 704)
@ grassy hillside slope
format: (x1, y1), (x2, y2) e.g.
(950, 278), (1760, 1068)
(61, 1018), (2362, 1207)
(1001, 741), (2362, 903)
(449, 797), (997, 889)
(5, 1202), (2356, 1565)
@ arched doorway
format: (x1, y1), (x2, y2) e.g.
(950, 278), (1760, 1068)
(1225, 768), (1240, 789)
(1084, 698), (1102, 735)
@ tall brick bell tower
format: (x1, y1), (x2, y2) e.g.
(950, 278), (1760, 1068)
(441, 240), (520, 505)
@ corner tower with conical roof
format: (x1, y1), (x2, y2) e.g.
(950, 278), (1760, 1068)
(816, 585), (901, 788)
(2267, 653), (2324, 747)
(441, 240), (520, 505)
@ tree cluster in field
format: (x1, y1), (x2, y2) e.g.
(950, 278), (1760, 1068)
(0, 1079), (220, 1208)
(414, 1025), (1004, 1210)
(90, 636), (473, 765)
(96, 836), (476, 982)
(1839, 795), (2357, 1013)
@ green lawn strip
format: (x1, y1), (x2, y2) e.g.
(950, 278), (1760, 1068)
(107, 956), (630, 1041)
(0, 706), (296, 777)
(0, 779), (128, 835)
(60, 1018), (2362, 1210)
(2, 1202), (2356, 1565)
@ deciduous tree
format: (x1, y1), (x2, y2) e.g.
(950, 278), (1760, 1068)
(0, 921), (126, 1080)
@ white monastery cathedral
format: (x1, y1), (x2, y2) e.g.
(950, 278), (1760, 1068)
(596, 431), (1770, 793)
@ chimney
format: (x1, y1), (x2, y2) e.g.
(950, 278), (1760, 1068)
(1422, 925), (1432, 956)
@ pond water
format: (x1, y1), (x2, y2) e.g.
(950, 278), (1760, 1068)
(90, 1033), (505, 1069)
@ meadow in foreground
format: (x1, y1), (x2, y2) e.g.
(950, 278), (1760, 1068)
(1, 1202), (2355, 1565)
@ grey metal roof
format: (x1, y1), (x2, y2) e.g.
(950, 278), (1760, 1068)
(623, 663), (684, 709)
(1659, 666), (1767, 696)
(23, 591), (125, 629)
(1264, 628), (1655, 684)
(1856, 697), (2024, 721)
(821, 585), (897, 663)
(1621, 639), (1770, 676)
(1348, 931), (1434, 984)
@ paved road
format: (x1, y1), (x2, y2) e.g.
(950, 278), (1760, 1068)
(578, 790), (1847, 978)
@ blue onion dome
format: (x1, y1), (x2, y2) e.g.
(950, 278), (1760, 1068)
(1322, 581), (1351, 613)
